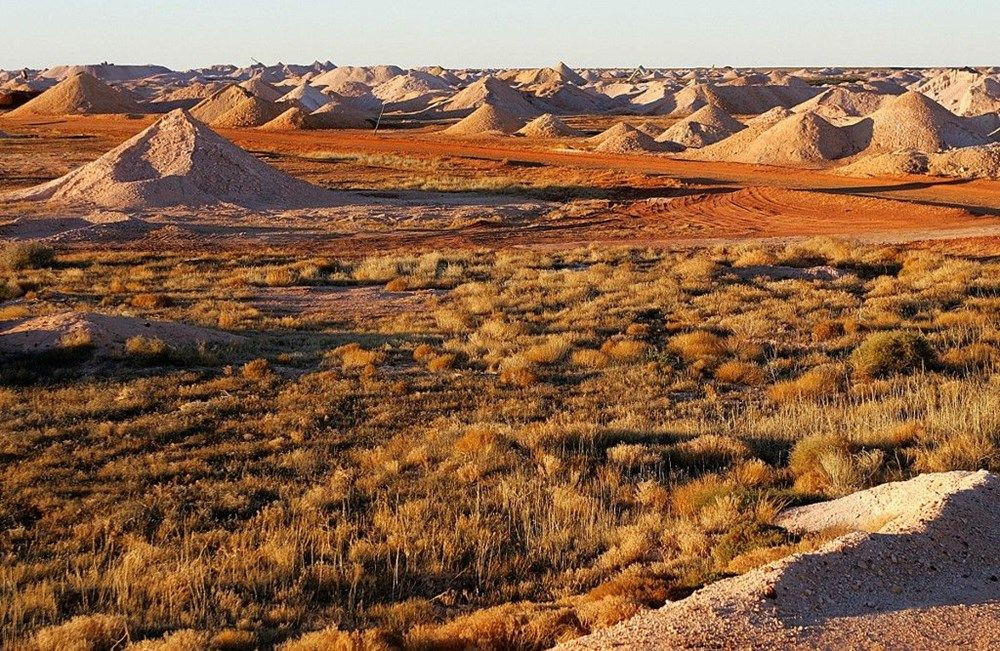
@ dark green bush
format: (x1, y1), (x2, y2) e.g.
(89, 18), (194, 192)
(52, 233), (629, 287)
(0, 243), (55, 270)
(850, 330), (934, 378)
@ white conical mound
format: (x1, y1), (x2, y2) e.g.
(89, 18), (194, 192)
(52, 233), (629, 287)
(7, 72), (141, 116)
(517, 113), (583, 137)
(8, 109), (333, 210)
(443, 104), (526, 136)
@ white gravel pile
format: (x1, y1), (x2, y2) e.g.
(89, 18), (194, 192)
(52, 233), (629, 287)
(562, 471), (1000, 649)
(8, 109), (333, 209)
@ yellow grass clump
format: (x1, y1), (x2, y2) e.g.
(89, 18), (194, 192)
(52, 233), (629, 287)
(668, 331), (726, 363)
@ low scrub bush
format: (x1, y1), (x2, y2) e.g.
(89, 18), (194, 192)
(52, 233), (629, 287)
(811, 320), (845, 343)
(570, 348), (610, 369)
(714, 360), (764, 385)
(600, 339), (649, 362)
(427, 353), (457, 372)
(0, 243), (54, 270)
(850, 331), (933, 378)
(671, 474), (731, 517)
(668, 331), (726, 363)
(500, 367), (538, 387)
(124, 336), (169, 362)
(32, 614), (126, 651)
(789, 434), (885, 496)
(331, 343), (385, 369)
(130, 293), (173, 309)
(385, 277), (408, 292)
(912, 432), (998, 472)
(768, 364), (844, 402)
(241, 358), (272, 381)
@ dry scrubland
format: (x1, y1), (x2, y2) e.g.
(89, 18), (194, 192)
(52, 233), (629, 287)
(3, 238), (1000, 649)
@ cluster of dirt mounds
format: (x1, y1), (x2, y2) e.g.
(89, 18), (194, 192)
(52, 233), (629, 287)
(736, 111), (870, 166)
(930, 143), (1000, 178)
(793, 86), (896, 120)
(307, 99), (373, 128)
(836, 149), (932, 177)
(189, 85), (259, 123)
(911, 68), (1000, 116)
(237, 76), (285, 103)
(426, 76), (542, 119)
(590, 123), (681, 154)
(685, 107), (869, 167)
(0, 311), (240, 358)
(259, 106), (314, 130)
(634, 79), (819, 117)
(188, 82), (294, 128)
(7, 72), (141, 116)
(184, 80), (376, 130)
(310, 64), (404, 89)
(5, 109), (335, 209)
(277, 82), (332, 112)
(673, 90), (995, 169)
(371, 70), (452, 111)
(525, 79), (618, 114)
(563, 471), (1000, 650)
(657, 104), (745, 148)
(634, 121), (667, 138)
(688, 107), (793, 161)
(839, 143), (1000, 180)
(505, 63), (586, 87)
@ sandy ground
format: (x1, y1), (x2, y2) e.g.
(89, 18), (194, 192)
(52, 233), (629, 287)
(561, 471), (1000, 650)
(4, 114), (1000, 255)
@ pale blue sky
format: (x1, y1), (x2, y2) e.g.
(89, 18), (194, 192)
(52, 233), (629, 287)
(3, 0), (996, 71)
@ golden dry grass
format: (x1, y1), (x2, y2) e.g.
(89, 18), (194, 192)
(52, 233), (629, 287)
(2, 241), (999, 648)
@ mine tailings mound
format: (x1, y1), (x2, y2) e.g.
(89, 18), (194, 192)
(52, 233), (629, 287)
(560, 471), (1000, 650)
(5, 109), (336, 210)
(0, 311), (241, 359)
(6, 71), (141, 116)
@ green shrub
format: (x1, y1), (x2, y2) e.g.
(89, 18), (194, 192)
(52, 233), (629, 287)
(0, 243), (54, 270)
(850, 331), (933, 378)
(789, 433), (885, 496)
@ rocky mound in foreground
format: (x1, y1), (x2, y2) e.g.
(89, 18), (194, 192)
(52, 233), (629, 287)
(6, 109), (335, 209)
(562, 471), (1000, 650)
